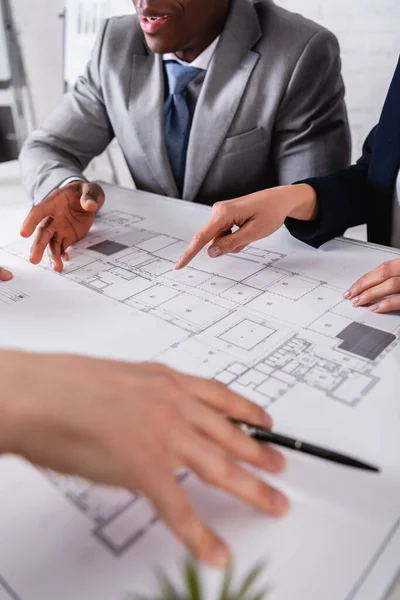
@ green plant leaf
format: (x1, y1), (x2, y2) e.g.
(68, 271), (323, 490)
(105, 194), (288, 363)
(219, 561), (234, 600)
(237, 563), (265, 597)
(184, 559), (202, 600)
(130, 557), (269, 600)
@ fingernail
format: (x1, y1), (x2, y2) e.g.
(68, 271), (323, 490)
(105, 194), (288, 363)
(270, 490), (289, 516)
(369, 304), (380, 313)
(352, 297), (360, 306)
(208, 246), (221, 258)
(84, 198), (97, 208)
(210, 542), (230, 568)
(268, 447), (286, 471)
(344, 290), (351, 299)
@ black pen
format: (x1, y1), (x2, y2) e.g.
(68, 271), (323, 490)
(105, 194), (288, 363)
(232, 420), (380, 473)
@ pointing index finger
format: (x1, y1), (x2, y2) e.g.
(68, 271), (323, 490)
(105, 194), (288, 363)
(175, 218), (225, 270)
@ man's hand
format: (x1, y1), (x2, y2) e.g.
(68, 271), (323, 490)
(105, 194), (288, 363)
(1, 352), (288, 568)
(175, 184), (317, 270)
(345, 258), (400, 313)
(20, 181), (105, 272)
(0, 266), (13, 281)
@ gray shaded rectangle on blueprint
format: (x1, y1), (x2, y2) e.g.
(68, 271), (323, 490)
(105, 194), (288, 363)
(336, 322), (396, 360)
(88, 240), (128, 256)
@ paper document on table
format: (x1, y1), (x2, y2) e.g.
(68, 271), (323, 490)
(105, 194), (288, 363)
(0, 186), (400, 600)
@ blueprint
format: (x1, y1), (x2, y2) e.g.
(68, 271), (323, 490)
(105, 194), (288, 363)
(0, 187), (400, 600)
(3, 207), (400, 407)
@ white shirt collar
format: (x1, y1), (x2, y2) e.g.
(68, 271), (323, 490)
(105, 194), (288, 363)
(163, 36), (220, 71)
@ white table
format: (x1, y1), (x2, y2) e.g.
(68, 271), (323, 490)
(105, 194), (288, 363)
(0, 173), (399, 599)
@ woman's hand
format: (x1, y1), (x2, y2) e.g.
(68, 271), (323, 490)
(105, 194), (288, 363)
(175, 184), (317, 269)
(345, 258), (400, 313)
(1, 352), (288, 569)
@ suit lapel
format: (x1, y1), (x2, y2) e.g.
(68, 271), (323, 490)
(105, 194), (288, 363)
(368, 57), (400, 245)
(129, 53), (179, 198)
(183, 0), (262, 202)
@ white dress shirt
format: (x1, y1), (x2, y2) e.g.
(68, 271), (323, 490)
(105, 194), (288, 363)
(163, 36), (220, 71)
(62, 37), (220, 189)
(391, 170), (400, 247)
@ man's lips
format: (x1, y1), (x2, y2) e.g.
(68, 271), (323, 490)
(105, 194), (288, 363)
(139, 14), (171, 35)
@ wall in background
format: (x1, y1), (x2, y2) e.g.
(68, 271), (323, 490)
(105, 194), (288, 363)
(278, 0), (400, 159)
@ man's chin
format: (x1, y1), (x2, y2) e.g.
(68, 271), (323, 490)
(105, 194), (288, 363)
(143, 33), (183, 56)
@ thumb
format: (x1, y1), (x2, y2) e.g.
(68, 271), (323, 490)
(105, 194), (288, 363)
(208, 224), (256, 258)
(80, 183), (105, 213)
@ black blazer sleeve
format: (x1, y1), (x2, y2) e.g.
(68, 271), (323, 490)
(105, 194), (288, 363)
(284, 126), (377, 248)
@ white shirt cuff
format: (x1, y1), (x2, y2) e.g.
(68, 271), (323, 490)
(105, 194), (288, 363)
(60, 177), (86, 188)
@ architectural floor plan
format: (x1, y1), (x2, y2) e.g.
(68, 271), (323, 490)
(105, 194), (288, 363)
(1, 189), (400, 600)
(3, 200), (400, 557)
(4, 208), (399, 414)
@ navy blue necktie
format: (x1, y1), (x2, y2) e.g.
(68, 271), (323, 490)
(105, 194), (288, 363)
(164, 60), (202, 194)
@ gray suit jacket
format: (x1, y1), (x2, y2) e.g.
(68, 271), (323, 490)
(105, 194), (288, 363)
(20, 0), (351, 206)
